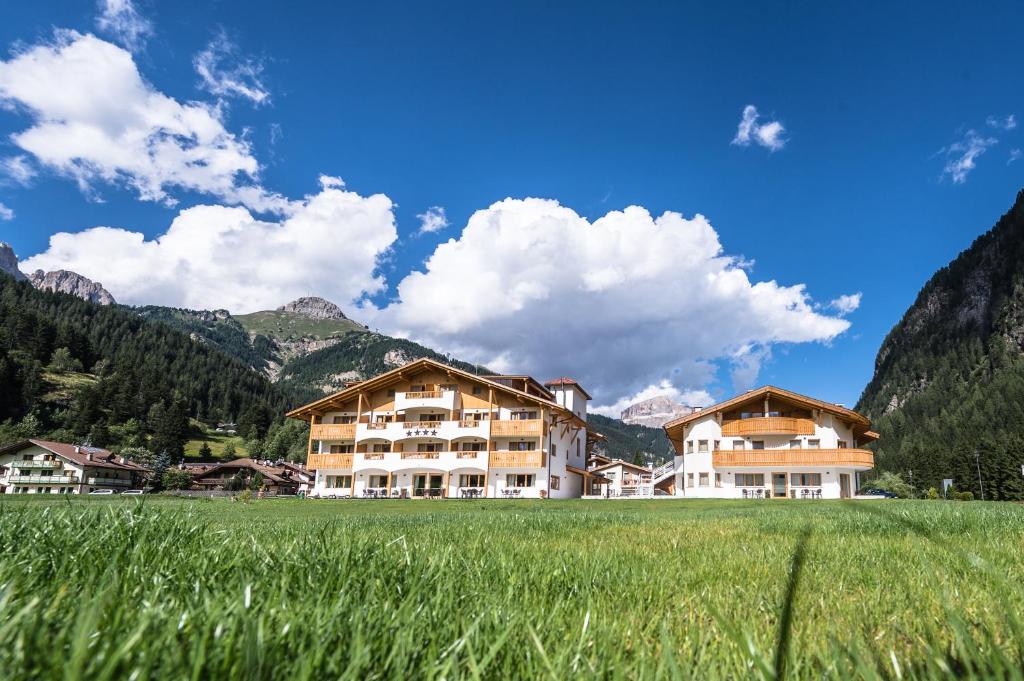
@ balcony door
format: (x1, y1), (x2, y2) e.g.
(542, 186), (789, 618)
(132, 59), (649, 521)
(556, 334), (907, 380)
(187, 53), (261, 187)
(839, 473), (851, 499)
(413, 473), (444, 497)
(772, 472), (787, 498)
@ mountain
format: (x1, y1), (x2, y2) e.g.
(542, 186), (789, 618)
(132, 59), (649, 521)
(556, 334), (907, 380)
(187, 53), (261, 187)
(0, 243), (26, 281)
(589, 414), (673, 463)
(27, 269), (116, 305)
(0, 242), (115, 304)
(857, 189), (1024, 500)
(620, 395), (694, 427)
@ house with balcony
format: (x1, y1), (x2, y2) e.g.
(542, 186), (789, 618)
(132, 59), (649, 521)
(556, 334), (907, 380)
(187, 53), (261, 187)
(286, 358), (597, 499)
(190, 458), (310, 495)
(0, 439), (149, 494)
(662, 386), (878, 499)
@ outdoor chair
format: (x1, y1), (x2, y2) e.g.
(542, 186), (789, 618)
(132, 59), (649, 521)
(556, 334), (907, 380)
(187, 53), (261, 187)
(742, 489), (748, 499)
(755, 489), (763, 499)
(815, 489), (822, 499)
(801, 488), (808, 499)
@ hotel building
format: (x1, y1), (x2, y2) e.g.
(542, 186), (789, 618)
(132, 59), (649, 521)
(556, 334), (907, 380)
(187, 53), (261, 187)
(286, 358), (600, 499)
(0, 439), (149, 494)
(663, 386), (877, 499)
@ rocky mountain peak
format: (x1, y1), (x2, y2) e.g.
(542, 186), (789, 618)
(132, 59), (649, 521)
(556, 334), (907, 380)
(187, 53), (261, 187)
(277, 296), (348, 320)
(620, 395), (694, 428)
(28, 269), (116, 305)
(0, 242), (27, 281)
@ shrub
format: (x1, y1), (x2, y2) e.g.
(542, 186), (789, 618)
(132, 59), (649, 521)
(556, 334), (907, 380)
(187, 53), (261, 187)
(864, 471), (917, 499)
(927, 487), (939, 500)
(161, 468), (194, 491)
(954, 491), (975, 501)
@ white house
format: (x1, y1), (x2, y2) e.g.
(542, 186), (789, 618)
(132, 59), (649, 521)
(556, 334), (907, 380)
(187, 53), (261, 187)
(662, 386), (878, 499)
(0, 439), (149, 494)
(287, 358), (602, 499)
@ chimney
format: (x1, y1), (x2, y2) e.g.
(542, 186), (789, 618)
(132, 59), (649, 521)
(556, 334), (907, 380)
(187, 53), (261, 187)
(74, 446), (81, 454)
(86, 452), (93, 461)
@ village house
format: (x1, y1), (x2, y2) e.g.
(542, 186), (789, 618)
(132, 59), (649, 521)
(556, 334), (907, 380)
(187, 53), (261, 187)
(0, 439), (149, 494)
(663, 386), (878, 499)
(190, 458), (313, 495)
(287, 358), (604, 499)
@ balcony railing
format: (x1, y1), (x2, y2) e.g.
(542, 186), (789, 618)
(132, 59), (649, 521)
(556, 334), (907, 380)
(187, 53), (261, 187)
(456, 451), (484, 459)
(490, 419), (545, 438)
(88, 477), (132, 487)
(403, 421), (445, 431)
(308, 453), (354, 469)
(311, 423), (357, 440)
(366, 422), (389, 430)
(11, 460), (63, 469)
(11, 475), (78, 484)
(489, 450), (545, 468)
(401, 452), (441, 459)
(458, 420), (484, 428)
(363, 453), (385, 460)
(720, 417), (816, 437)
(712, 448), (874, 469)
(404, 390), (442, 399)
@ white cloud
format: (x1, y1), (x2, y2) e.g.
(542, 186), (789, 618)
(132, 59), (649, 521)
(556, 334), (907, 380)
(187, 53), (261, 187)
(0, 31), (287, 212)
(0, 202), (13, 220)
(95, 0), (152, 53)
(986, 114), (1017, 131)
(942, 129), (997, 184)
(828, 292), (862, 316)
(590, 381), (715, 418)
(368, 198), (851, 405)
(0, 155), (35, 186)
(23, 178), (397, 312)
(194, 31), (270, 106)
(732, 105), (787, 151)
(416, 206), (449, 234)
(1009, 149), (1022, 165)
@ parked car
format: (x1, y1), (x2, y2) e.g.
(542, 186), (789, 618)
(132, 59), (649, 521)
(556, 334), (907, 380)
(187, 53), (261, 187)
(858, 488), (897, 499)
(122, 489), (144, 495)
(88, 489), (116, 495)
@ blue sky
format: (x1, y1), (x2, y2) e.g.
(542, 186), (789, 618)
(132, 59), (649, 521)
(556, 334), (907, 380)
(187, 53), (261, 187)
(1, 1), (1022, 412)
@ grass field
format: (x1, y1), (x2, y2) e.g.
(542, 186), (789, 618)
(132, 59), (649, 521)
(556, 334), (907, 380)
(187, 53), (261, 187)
(0, 498), (1022, 679)
(184, 431), (249, 458)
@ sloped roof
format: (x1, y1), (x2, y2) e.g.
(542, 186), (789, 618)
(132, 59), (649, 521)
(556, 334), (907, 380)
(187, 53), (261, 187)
(0, 439), (150, 471)
(286, 357), (583, 427)
(663, 385), (872, 431)
(191, 458), (297, 484)
(589, 459), (652, 474)
(543, 377), (593, 400)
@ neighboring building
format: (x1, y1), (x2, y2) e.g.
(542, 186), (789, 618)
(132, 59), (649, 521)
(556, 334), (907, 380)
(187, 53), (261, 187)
(663, 386), (878, 499)
(190, 458), (310, 495)
(0, 439), (149, 494)
(287, 358), (596, 499)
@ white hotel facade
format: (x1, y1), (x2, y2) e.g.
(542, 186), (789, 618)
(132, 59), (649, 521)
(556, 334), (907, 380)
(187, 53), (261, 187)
(287, 358), (601, 499)
(663, 386), (877, 499)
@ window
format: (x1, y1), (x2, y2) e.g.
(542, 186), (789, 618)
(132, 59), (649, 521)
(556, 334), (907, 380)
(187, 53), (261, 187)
(460, 442), (484, 452)
(790, 473), (822, 486)
(789, 440), (801, 449)
(752, 441), (765, 450)
(371, 443), (391, 453)
(416, 443), (442, 452)
(327, 475), (352, 488)
(736, 473), (765, 487)
(550, 475), (561, 491)
(733, 440), (746, 450)
(741, 412), (764, 419)
(576, 439), (581, 458)
(387, 389), (396, 397)
(373, 414), (394, 423)
(469, 412), (489, 421)
(511, 410), (538, 420)
(509, 441), (535, 451)
(409, 384), (426, 392)
(837, 440), (848, 449)
(506, 474), (535, 488)
(439, 384), (456, 392)
(808, 439), (821, 449)
(368, 475), (388, 488)
(686, 441), (694, 454)
(698, 440), (709, 453)
(459, 474), (485, 487)
(687, 473), (694, 487)
(550, 444), (557, 458)
(329, 444), (354, 454)
(699, 472), (709, 486)
(421, 413), (443, 423)
(472, 386), (482, 395)
(333, 415), (355, 424)
(715, 473), (722, 488)
(714, 440), (721, 451)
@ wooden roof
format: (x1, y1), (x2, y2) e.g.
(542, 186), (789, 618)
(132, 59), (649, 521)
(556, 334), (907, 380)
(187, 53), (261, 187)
(0, 439), (150, 472)
(589, 459), (652, 474)
(286, 357), (583, 427)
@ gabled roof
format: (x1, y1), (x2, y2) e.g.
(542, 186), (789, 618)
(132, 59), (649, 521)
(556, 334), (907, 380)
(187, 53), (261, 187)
(0, 439), (149, 471)
(663, 385), (872, 431)
(589, 459), (652, 474)
(191, 458), (298, 484)
(543, 377), (593, 400)
(286, 358), (581, 426)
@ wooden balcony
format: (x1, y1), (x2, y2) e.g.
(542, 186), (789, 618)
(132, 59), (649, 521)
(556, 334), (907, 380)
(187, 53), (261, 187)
(404, 390), (442, 399)
(310, 423), (356, 440)
(490, 419), (545, 437)
(404, 421), (444, 430)
(308, 453), (354, 469)
(489, 450), (546, 468)
(458, 420), (484, 428)
(401, 452), (441, 459)
(712, 448), (874, 469)
(720, 417), (816, 437)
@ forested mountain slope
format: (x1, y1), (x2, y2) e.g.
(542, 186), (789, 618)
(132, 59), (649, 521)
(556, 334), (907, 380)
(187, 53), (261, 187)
(856, 189), (1024, 499)
(588, 414), (673, 463)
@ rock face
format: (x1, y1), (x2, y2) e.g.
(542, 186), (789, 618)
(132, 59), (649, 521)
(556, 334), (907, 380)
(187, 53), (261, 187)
(28, 269), (116, 305)
(620, 396), (694, 428)
(0, 242), (26, 281)
(277, 296), (348, 320)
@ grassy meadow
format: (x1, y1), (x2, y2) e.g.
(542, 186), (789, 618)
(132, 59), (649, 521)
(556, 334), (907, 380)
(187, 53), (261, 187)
(0, 498), (1022, 679)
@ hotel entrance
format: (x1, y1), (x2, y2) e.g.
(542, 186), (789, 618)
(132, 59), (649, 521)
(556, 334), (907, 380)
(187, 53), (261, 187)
(412, 473), (444, 498)
(772, 473), (787, 498)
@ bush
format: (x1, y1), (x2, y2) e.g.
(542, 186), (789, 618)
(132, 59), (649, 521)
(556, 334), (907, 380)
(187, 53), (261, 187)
(954, 491), (975, 501)
(864, 471), (917, 499)
(236, 489), (253, 503)
(927, 487), (939, 500)
(47, 347), (84, 373)
(161, 468), (194, 491)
